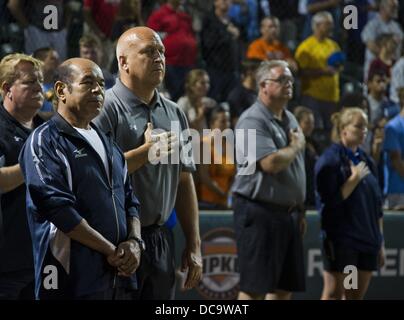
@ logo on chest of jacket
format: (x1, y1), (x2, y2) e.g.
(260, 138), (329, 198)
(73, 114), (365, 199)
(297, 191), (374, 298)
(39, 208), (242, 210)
(73, 148), (88, 158)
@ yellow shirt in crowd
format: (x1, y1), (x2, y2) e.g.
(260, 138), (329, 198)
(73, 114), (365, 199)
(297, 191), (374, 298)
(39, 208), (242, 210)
(295, 35), (340, 103)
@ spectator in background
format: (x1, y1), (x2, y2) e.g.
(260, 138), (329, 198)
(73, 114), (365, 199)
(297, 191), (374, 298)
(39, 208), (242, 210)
(295, 11), (341, 133)
(33, 47), (59, 113)
(177, 69), (217, 204)
(83, 0), (120, 41)
(178, 69), (217, 134)
(111, 0), (143, 40)
(368, 33), (397, 81)
(83, 0), (119, 70)
(366, 69), (390, 126)
(366, 69), (399, 181)
(315, 107), (385, 300)
(229, 0), (259, 44)
(390, 54), (404, 104)
(259, 0), (300, 51)
(228, 0), (248, 43)
(79, 34), (116, 89)
(147, 0), (197, 101)
(367, 0), (379, 21)
(383, 84), (404, 210)
(200, 0), (240, 103)
(361, 0), (403, 82)
(371, 117), (388, 191)
(84, 0), (143, 69)
(367, 68), (400, 126)
(141, 0), (163, 21)
(294, 106), (318, 208)
(228, 0), (260, 43)
(8, 0), (69, 60)
(198, 106), (235, 209)
(247, 16), (298, 73)
(226, 59), (260, 126)
(302, 0), (342, 41)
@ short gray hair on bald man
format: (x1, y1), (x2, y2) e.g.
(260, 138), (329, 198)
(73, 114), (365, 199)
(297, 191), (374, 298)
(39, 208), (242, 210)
(255, 60), (290, 89)
(311, 11), (333, 31)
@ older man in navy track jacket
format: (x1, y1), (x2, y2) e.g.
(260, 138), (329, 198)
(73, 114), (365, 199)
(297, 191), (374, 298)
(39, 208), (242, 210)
(20, 58), (142, 300)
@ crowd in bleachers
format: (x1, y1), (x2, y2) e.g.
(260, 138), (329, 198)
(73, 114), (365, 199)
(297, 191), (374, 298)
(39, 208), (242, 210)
(1, 0), (404, 211)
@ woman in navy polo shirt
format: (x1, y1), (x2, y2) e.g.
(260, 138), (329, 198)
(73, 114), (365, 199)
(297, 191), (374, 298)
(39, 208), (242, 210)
(315, 107), (385, 300)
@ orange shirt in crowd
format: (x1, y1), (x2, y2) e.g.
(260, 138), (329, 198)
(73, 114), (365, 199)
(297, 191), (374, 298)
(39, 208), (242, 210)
(246, 38), (292, 61)
(198, 136), (236, 207)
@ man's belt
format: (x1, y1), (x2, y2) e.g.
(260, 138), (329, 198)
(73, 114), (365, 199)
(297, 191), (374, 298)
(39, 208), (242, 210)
(234, 193), (302, 214)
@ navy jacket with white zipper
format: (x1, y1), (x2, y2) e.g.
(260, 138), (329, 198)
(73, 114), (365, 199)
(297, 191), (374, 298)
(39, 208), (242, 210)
(19, 113), (140, 299)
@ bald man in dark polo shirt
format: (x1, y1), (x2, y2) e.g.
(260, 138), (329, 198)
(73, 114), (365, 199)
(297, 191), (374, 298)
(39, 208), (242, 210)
(94, 26), (202, 300)
(232, 60), (307, 300)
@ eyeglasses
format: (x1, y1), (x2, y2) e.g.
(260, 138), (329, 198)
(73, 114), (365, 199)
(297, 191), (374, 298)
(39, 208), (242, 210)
(264, 75), (294, 85)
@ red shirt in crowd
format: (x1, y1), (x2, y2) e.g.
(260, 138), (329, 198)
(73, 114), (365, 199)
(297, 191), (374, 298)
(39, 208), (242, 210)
(83, 0), (120, 38)
(368, 58), (394, 80)
(147, 4), (197, 67)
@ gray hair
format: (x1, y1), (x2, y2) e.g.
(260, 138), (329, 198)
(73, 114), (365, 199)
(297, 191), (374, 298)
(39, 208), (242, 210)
(311, 11), (333, 31)
(380, 0), (395, 9)
(256, 60), (289, 88)
(261, 16), (280, 28)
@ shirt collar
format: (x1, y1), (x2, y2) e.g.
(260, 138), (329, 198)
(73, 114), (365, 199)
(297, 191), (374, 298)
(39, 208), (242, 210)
(52, 112), (101, 137)
(256, 98), (290, 126)
(0, 103), (43, 132)
(113, 78), (163, 110)
(341, 144), (364, 165)
(51, 112), (113, 155)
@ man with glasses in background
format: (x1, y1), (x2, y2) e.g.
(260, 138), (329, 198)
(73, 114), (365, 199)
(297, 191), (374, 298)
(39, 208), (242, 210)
(232, 60), (306, 300)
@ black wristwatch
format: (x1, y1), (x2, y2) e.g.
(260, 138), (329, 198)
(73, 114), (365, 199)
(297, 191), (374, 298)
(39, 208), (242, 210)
(128, 236), (146, 252)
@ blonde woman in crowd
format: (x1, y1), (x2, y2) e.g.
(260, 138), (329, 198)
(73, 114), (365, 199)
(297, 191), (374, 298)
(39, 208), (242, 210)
(177, 69), (217, 134)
